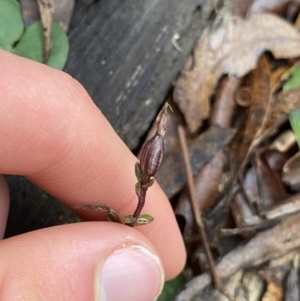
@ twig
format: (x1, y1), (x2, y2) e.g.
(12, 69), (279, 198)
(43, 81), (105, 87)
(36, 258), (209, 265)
(177, 125), (229, 296)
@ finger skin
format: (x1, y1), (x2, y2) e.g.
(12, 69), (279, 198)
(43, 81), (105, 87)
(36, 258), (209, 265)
(0, 222), (162, 300)
(0, 50), (186, 279)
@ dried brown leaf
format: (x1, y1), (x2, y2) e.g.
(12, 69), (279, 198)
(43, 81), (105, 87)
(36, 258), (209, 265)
(249, 0), (300, 17)
(264, 194), (300, 220)
(21, 0), (74, 31)
(36, 0), (54, 64)
(261, 279), (283, 301)
(174, 13), (300, 133)
(231, 55), (271, 172)
(283, 152), (300, 190)
(267, 87), (300, 130)
(210, 75), (241, 128)
(285, 256), (300, 301)
(269, 130), (296, 152)
(255, 152), (286, 211)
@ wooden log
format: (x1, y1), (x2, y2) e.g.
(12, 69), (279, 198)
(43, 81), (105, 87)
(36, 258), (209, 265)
(65, 0), (213, 149)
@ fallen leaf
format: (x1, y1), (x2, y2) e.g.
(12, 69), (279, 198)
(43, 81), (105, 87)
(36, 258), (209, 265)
(249, 0), (300, 17)
(285, 256), (300, 301)
(263, 194), (300, 220)
(36, 0), (55, 64)
(269, 130), (296, 152)
(230, 190), (258, 238)
(266, 87), (300, 131)
(283, 152), (300, 190)
(231, 55), (271, 171)
(261, 272), (283, 301)
(210, 75), (241, 128)
(20, 0), (75, 31)
(174, 13), (300, 133)
(255, 152), (286, 211)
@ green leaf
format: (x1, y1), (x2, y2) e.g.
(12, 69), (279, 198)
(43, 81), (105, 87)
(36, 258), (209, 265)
(13, 21), (69, 70)
(124, 215), (136, 224)
(0, 0), (24, 50)
(289, 108), (300, 148)
(135, 162), (144, 182)
(135, 182), (141, 197)
(136, 214), (154, 225)
(157, 273), (186, 301)
(142, 178), (155, 189)
(283, 65), (300, 91)
(107, 209), (121, 223)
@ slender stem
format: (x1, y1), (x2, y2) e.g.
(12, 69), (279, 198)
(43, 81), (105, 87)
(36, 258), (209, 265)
(126, 180), (149, 227)
(177, 125), (222, 289)
(132, 188), (147, 218)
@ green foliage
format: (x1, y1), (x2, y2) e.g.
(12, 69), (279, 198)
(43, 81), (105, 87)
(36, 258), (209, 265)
(289, 108), (300, 148)
(107, 209), (121, 223)
(135, 162), (144, 182)
(157, 273), (186, 301)
(283, 64), (300, 91)
(124, 215), (137, 224)
(0, 0), (24, 51)
(13, 21), (69, 70)
(136, 214), (154, 225)
(0, 0), (69, 70)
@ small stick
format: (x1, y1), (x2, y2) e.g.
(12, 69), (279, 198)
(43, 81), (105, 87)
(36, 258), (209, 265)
(177, 125), (230, 298)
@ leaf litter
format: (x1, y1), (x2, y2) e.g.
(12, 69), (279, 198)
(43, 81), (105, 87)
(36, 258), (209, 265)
(149, 2), (300, 300)
(173, 11), (300, 133)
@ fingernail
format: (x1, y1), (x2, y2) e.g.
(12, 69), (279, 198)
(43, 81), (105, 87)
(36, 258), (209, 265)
(96, 245), (164, 301)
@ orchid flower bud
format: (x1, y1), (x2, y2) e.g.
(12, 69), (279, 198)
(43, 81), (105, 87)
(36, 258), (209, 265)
(139, 134), (165, 178)
(139, 103), (171, 179)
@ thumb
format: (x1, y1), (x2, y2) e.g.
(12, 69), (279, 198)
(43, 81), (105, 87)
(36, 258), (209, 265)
(0, 223), (164, 301)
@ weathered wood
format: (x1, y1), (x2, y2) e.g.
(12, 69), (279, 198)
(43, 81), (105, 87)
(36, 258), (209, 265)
(65, 0), (213, 149)
(4, 176), (79, 238)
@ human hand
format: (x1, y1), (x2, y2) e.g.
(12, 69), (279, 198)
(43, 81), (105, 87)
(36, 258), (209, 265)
(0, 50), (186, 300)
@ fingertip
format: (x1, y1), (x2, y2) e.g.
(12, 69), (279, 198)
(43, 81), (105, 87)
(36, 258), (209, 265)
(0, 222), (165, 301)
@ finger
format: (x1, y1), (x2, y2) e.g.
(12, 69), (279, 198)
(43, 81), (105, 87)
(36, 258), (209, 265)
(0, 50), (186, 279)
(0, 176), (9, 238)
(0, 223), (164, 301)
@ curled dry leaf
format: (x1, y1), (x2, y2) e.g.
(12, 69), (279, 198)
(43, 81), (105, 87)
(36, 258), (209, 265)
(255, 152), (286, 211)
(174, 13), (300, 133)
(267, 87), (300, 130)
(230, 55), (271, 175)
(269, 130), (296, 152)
(249, 0), (300, 17)
(210, 75), (241, 128)
(263, 194), (300, 220)
(283, 152), (300, 190)
(261, 272), (283, 301)
(36, 0), (55, 63)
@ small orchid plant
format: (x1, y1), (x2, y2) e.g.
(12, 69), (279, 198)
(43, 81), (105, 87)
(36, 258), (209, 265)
(75, 103), (171, 227)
